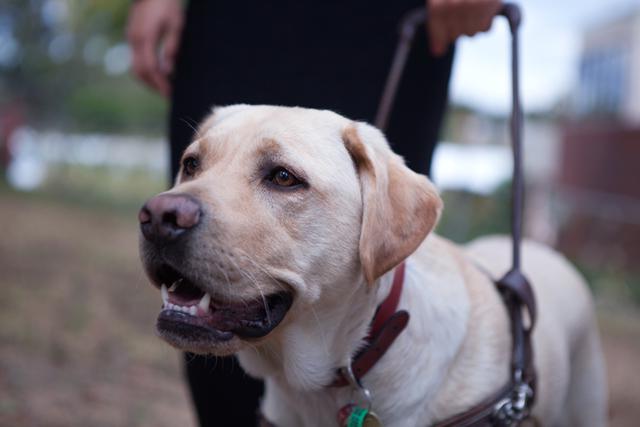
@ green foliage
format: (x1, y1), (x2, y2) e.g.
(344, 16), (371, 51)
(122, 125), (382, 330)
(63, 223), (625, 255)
(577, 263), (640, 306)
(1, 0), (163, 133)
(67, 0), (130, 41)
(67, 78), (166, 134)
(437, 182), (512, 243)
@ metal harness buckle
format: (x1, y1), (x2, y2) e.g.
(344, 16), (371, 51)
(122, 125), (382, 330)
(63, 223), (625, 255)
(492, 373), (533, 426)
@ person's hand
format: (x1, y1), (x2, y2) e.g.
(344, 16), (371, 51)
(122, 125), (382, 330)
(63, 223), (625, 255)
(427, 0), (502, 56)
(127, 0), (184, 96)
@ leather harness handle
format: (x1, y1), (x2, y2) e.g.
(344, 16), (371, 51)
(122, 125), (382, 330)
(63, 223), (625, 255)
(376, 4), (538, 425)
(374, 7), (425, 131)
(375, 3), (535, 326)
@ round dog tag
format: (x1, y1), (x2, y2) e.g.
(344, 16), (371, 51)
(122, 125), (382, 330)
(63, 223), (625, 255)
(361, 410), (382, 427)
(344, 406), (382, 427)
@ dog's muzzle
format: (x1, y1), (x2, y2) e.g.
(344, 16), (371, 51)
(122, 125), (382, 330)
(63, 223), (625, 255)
(138, 193), (294, 350)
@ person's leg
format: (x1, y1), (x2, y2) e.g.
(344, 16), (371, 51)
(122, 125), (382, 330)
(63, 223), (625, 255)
(167, 4), (266, 424)
(183, 353), (264, 426)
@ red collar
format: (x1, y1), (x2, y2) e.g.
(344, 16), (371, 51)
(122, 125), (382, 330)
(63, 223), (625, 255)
(330, 262), (409, 387)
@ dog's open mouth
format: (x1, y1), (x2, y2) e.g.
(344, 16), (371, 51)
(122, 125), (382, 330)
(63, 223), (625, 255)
(150, 264), (293, 346)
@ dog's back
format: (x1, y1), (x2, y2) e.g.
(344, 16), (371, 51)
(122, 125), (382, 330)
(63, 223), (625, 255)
(465, 236), (608, 426)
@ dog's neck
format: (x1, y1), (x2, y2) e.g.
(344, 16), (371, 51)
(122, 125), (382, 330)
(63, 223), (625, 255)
(238, 262), (392, 390)
(238, 235), (511, 425)
(238, 237), (462, 389)
(237, 235), (461, 393)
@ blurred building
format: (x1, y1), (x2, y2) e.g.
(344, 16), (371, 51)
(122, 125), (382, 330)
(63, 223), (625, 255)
(559, 7), (640, 271)
(573, 8), (640, 125)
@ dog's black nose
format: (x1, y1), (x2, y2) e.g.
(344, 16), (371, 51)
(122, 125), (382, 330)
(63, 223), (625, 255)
(139, 193), (201, 242)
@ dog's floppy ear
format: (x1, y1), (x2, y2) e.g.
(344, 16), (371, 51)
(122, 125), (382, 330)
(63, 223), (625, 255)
(343, 123), (442, 285)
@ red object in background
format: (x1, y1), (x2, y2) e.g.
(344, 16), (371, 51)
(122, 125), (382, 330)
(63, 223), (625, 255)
(558, 121), (640, 271)
(0, 101), (25, 170)
(561, 122), (640, 200)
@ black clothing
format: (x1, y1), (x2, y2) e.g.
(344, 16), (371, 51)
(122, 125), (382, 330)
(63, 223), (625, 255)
(168, 1), (454, 425)
(182, 353), (264, 426)
(170, 0), (454, 178)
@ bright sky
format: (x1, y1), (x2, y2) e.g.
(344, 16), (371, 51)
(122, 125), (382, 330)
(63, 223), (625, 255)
(450, 0), (640, 115)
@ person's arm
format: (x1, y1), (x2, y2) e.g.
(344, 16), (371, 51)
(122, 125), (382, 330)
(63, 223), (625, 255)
(427, 0), (502, 56)
(126, 0), (184, 96)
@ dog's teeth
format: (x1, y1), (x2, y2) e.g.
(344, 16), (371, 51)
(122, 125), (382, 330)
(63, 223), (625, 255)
(161, 284), (169, 304)
(189, 306), (197, 316)
(168, 280), (180, 292)
(198, 293), (211, 311)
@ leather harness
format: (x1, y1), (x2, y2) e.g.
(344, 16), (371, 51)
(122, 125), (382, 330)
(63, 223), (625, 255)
(376, 4), (537, 425)
(260, 257), (536, 426)
(330, 263), (409, 388)
(261, 3), (537, 426)
(328, 261), (537, 427)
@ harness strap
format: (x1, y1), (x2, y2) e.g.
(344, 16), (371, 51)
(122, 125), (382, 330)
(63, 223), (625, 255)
(432, 384), (514, 427)
(376, 3), (537, 426)
(431, 279), (535, 427)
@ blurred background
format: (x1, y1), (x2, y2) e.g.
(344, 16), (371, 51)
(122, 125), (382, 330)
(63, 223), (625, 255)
(1, 0), (639, 426)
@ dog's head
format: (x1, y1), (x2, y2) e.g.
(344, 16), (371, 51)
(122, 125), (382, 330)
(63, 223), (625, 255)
(139, 105), (442, 357)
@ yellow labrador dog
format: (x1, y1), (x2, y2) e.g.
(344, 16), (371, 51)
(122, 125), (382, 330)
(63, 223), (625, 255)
(138, 105), (607, 426)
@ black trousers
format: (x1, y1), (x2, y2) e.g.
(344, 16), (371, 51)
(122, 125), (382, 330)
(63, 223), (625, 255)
(169, 1), (454, 425)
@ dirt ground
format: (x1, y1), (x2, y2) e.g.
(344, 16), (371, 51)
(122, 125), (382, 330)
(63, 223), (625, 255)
(1, 191), (639, 426)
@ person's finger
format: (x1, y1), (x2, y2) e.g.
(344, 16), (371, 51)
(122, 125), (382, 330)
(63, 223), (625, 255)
(126, 3), (168, 95)
(444, 2), (467, 40)
(468, 0), (501, 35)
(139, 26), (169, 95)
(429, 0), (502, 46)
(429, 23), (449, 56)
(127, 7), (154, 89)
(428, 2), (450, 56)
(130, 39), (157, 91)
(136, 38), (160, 93)
(161, 17), (183, 77)
(479, 2), (500, 33)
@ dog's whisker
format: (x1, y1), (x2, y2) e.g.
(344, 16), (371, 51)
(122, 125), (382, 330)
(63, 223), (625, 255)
(221, 253), (254, 310)
(245, 341), (269, 362)
(229, 253), (281, 326)
(222, 253), (271, 324)
(216, 259), (233, 292)
(309, 306), (330, 357)
(180, 116), (203, 139)
(235, 250), (289, 294)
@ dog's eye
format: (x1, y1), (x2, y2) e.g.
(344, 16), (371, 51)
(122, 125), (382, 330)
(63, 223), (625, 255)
(268, 167), (302, 188)
(182, 156), (199, 177)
